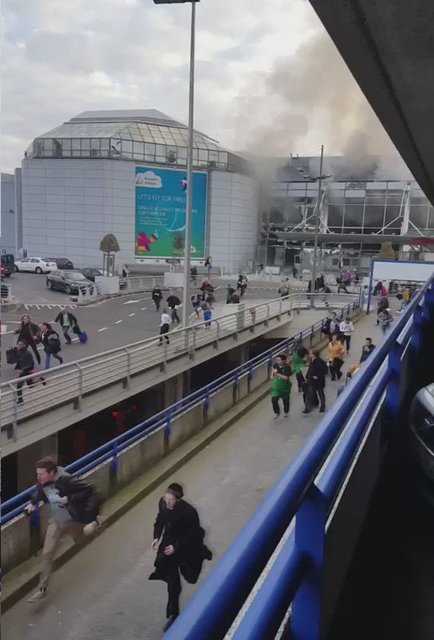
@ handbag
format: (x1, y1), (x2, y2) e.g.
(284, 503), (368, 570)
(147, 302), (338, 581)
(72, 325), (80, 335)
(6, 347), (18, 365)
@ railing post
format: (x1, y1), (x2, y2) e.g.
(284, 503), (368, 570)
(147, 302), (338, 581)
(278, 299), (282, 319)
(190, 327), (196, 360)
(9, 382), (18, 442)
(292, 483), (327, 640)
(214, 319), (220, 349)
(75, 363), (83, 410)
(265, 304), (270, 327)
(161, 335), (168, 371)
(123, 347), (131, 388)
(384, 340), (405, 423)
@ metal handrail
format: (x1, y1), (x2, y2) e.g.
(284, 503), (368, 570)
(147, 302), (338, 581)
(0, 293), (356, 429)
(162, 279), (434, 640)
(0, 298), (359, 525)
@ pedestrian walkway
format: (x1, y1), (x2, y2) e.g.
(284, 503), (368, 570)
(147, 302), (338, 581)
(2, 313), (383, 640)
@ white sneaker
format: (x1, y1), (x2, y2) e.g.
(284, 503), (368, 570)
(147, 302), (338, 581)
(28, 588), (47, 603)
(83, 520), (98, 536)
(273, 414), (279, 420)
(284, 413), (289, 418)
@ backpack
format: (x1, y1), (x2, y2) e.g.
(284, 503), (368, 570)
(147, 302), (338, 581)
(47, 334), (61, 354)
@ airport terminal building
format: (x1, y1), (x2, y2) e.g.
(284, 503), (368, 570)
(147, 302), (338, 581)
(20, 110), (258, 273)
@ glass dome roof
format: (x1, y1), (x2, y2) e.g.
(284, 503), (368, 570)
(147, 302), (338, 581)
(26, 109), (249, 173)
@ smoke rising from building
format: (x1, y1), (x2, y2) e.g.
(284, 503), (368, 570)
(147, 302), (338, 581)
(232, 30), (411, 181)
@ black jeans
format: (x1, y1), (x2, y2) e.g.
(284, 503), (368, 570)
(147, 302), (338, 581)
(153, 298), (161, 311)
(27, 340), (41, 365)
(295, 371), (305, 391)
(303, 383), (325, 412)
(342, 335), (351, 351)
(159, 324), (170, 344)
(16, 369), (34, 401)
(166, 567), (182, 618)
(171, 308), (180, 324)
(271, 394), (290, 415)
(330, 358), (343, 381)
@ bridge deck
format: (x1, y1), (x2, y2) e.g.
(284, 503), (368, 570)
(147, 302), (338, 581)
(3, 314), (381, 640)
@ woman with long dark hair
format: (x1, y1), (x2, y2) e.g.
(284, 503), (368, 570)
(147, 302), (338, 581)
(41, 322), (63, 369)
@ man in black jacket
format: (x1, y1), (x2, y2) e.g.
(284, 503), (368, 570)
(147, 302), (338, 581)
(54, 307), (78, 344)
(25, 457), (100, 602)
(166, 292), (181, 324)
(149, 483), (212, 631)
(303, 349), (328, 414)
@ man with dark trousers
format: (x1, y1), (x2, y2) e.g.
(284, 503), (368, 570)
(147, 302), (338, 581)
(303, 349), (328, 414)
(270, 353), (292, 419)
(149, 483), (212, 632)
(166, 291), (181, 324)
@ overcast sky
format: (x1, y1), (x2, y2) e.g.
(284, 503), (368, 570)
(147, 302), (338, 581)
(1, 0), (398, 172)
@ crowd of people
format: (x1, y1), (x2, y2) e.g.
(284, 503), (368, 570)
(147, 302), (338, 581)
(6, 309), (84, 404)
(269, 310), (376, 419)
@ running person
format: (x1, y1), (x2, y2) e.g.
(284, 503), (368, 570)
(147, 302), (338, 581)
(270, 354), (292, 419)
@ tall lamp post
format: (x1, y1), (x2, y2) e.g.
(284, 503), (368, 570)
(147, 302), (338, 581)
(154, 0), (199, 327)
(310, 145), (330, 297)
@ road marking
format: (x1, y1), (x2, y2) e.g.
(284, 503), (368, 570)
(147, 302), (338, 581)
(128, 313), (136, 317)
(115, 320), (123, 324)
(123, 299), (140, 305)
(98, 327), (108, 332)
(140, 307), (147, 311)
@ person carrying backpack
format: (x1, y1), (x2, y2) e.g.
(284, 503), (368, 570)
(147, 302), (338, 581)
(41, 322), (63, 369)
(25, 457), (101, 602)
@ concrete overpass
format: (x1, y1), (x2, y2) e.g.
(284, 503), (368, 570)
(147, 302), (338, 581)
(309, 0), (434, 203)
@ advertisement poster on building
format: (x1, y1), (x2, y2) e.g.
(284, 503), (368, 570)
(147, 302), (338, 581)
(135, 166), (207, 258)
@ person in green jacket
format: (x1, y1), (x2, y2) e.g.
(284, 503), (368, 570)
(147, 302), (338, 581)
(292, 340), (309, 392)
(270, 354), (292, 419)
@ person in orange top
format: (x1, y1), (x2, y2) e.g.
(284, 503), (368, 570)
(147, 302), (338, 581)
(326, 334), (346, 381)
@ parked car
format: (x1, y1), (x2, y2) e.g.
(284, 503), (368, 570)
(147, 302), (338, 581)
(80, 267), (127, 289)
(46, 270), (94, 295)
(44, 257), (74, 270)
(14, 257), (57, 274)
(1, 253), (15, 277)
(409, 383), (434, 507)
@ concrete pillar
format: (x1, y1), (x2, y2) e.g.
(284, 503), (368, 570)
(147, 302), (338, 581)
(17, 433), (58, 492)
(164, 373), (184, 408)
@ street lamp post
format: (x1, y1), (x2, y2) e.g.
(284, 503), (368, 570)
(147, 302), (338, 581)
(154, 0), (199, 328)
(310, 144), (325, 298)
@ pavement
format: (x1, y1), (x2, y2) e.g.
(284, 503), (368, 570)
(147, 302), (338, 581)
(2, 314), (384, 640)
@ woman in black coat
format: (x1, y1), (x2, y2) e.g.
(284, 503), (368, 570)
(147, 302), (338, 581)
(149, 483), (212, 631)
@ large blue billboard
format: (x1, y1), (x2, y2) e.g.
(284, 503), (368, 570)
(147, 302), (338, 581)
(135, 166), (207, 259)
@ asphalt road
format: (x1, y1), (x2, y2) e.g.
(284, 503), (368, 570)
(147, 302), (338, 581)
(1, 273), (280, 382)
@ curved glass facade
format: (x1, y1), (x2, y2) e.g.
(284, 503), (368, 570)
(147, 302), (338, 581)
(25, 118), (250, 174)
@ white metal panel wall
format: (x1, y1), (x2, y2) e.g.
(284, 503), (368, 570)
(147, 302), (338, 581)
(21, 158), (135, 267)
(209, 171), (258, 274)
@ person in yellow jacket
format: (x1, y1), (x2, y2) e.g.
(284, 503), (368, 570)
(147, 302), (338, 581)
(327, 334), (346, 381)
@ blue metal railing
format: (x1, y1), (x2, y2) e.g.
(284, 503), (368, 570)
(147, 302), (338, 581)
(163, 277), (434, 640)
(0, 300), (358, 526)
